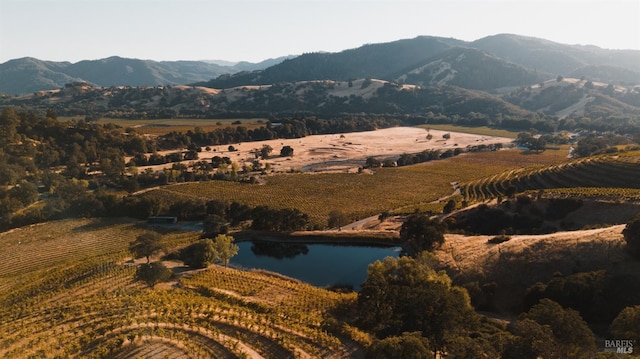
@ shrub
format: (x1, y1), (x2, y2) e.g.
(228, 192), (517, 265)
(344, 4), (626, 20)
(488, 234), (511, 244)
(623, 215), (640, 259)
(545, 198), (583, 220)
(135, 262), (173, 287)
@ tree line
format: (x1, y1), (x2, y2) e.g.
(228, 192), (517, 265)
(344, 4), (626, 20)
(156, 116), (400, 149)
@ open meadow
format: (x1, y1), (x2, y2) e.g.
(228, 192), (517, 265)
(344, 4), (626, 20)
(134, 126), (516, 174)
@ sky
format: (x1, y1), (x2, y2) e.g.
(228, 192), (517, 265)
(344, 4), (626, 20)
(1, 0), (639, 64)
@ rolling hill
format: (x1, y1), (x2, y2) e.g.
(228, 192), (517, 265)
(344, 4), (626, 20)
(394, 46), (541, 90)
(0, 78), (532, 119)
(470, 33), (640, 77)
(0, 56), (287, 95)
(200, 34), (640, 90)
(3, 34), (640, 97)
(198, 36), (464, 88)
(2, 34), (640, 121)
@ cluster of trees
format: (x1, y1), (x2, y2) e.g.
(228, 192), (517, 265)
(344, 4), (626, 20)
(0, 107), (154, 226)
(400, 214), (446, 252)
(2, 108), (391, 230)
(129, 230), (240, 286)
(250, 206), (309, 231)
(0, 181), (38, 218)
(449, 196), (584, 235)
(524, 269), (640, 326)
(2, 176), (125, 230)
(365, 143), (503, 170)
(156, 116), (400, 150)
(623, 214), (640, 259)
(573, 134), (633, 157)
(514, 132), (546, 152)
(203, 200), (310, 236)
(179, 234), (239, 269)
(0, 108), (147, 181)
(358, 254), (477, 356)
(357, 254), (599, 358)
(129, 232), (172, 287)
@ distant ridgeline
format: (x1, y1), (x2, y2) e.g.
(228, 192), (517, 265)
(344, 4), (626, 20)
(2, 34), (640, 122)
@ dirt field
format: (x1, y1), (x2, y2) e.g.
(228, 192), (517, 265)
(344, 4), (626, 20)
(141, 126), (513, 173)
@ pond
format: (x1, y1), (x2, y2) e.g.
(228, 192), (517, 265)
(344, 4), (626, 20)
(230, 240), (402, 291)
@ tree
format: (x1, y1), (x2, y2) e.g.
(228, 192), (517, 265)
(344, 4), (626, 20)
(622, 215), (640, 258)
(357, 253), (477, 354)
(121, 177), (141, 194)
(502, 319), (556, 359)
(181, 239), (217, 269)
(443, 199), (456, 214)
(328, 210), (349, 228)
(259, 144), (273, 160)
(250, 206), (309, 231)
(129, 232), (164, 264)
(610, 305), (640, 342)
(400, 214), (445, 252)
(515, 132), (546, 152)
(9, 180), (38, 206)
(506, 299), (596, 358)
(212, 234), (239, 267)
(203, 214), (228, 237)
(366, 332), (432, 359)
(135, 262), (172, 288)
(365, 157), (382, 168)
(0, 107), (19, 145)
(280, 145), (294, 157)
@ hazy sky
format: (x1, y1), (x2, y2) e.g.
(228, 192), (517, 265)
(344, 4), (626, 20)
(1, 0), (639, 63)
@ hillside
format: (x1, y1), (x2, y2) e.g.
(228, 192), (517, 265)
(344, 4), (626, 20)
(199, 36), (464, 88)
(5, 34), (640, 97)
(201, 34), (640, 90)
(0, 218), (364, 358)
(395, 47), (541, 90)
(502, 77), (640, 118)
(0, 56), (286, 95)
(0, 58), (84, 95)
(3, 34), (640, 121)
(460, 154), (640, 204)
(0, 78), (533, 119)
(471, 33), (640, 77)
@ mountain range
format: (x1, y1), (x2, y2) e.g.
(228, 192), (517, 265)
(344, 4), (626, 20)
(3, 34), (640, 96)
(1, 34), (639, 122)
(0, 56), (292, 95)
(198, 34), (640, 90)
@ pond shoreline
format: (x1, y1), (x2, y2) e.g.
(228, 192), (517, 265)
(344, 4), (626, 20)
(232, 229), (408, 248)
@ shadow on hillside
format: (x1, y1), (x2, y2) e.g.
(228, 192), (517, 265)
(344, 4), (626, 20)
(71, 217), (137, 232)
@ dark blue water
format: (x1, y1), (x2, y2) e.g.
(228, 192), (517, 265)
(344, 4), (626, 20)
(230, 241), (402, 290)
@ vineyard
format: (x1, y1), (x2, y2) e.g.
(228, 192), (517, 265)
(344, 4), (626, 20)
(0, 218), (364, 358)
(143, 148), (569, 226)
(460, 154), (640, 202)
